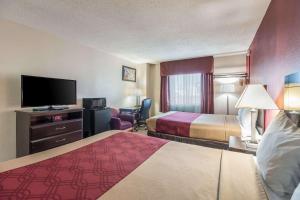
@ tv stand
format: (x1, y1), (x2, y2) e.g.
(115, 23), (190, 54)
(33, 106), (69, 112)
(16, 108), (83, 157)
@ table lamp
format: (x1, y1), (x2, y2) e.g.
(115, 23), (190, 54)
(235, 84), (278, 147)
(133, 88), (143, 107)
(284, 72), (300, 112)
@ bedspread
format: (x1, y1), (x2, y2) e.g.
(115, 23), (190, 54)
(0, 130), (266, 200)
(147, 111), (241, 142)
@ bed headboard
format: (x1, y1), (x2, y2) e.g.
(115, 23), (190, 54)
(257, 111), (300, 134)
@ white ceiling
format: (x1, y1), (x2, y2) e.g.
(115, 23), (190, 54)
(0, 0), (270, 63)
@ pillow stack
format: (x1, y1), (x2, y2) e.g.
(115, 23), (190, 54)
(256, 111), (300, 199)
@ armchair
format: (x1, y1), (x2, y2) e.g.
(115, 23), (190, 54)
(110, 108), (134, 130)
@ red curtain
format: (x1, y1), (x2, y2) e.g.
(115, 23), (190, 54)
(201, 73), (214, 114)
(160, 56), (214, 113)
(160, 76), (169, 112)
(160, 56), (213, 76)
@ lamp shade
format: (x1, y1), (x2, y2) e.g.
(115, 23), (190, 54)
(284, 72), (300, 111)
(284, 85), (300, 110)
(235, 84), (278, 110)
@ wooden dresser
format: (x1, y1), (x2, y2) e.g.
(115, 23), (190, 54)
(16, 108), (83, 157)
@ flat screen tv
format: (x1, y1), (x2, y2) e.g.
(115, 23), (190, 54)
(21, 75), (77, 108)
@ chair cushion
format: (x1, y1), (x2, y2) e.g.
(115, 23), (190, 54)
(119, 113), (135, 124)
(120, 120), (133, 130)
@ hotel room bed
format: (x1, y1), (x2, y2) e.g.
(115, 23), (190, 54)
(0, 130), (267, 200)
(146, 111), (241, 148)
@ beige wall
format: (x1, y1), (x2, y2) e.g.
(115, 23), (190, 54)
(214, 54), (247, 74)
(146, 63), (161, 116)
(0, 19), (147, 162)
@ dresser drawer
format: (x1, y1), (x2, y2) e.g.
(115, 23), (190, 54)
(30, 119), (82, 140)
(30, 131), (82, 154)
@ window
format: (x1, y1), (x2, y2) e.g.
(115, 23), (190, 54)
(169, 73), (201, 113)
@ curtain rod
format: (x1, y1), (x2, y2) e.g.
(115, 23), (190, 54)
(213, 73), (247, 78)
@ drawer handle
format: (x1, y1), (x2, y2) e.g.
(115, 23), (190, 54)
(55, 126), (66, 131)
(55, 138), (66, 143)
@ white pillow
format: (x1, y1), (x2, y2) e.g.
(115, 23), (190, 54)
(291, 184), (300, 200)
(256, 111), (300, 198)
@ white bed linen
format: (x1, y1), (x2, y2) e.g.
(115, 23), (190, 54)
(220, 151), (267, 200)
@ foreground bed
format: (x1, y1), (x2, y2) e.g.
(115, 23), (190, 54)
(0, 131), (266, 200)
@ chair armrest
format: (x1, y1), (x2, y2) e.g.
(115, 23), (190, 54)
(119, 113), (135, 124)
(110, 117), (121, 130)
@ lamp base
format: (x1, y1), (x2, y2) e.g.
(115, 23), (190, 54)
(136, 96), (141, 107)
(245, 140), (258, 149)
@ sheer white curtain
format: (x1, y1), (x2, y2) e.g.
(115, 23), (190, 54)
(169, 73), (201, 113)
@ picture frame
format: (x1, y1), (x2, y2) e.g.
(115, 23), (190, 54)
(122, 66), (136, 82)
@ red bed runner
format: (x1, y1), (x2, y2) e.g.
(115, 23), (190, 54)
(0, 132), (168, 199)
(156, 112), (200, 137)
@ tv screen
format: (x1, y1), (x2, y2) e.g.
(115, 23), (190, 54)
(21, 75), (77, 107)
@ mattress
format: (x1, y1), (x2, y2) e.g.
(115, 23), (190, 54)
(147, 111), (241, 142)
(0, 130), (266, 200)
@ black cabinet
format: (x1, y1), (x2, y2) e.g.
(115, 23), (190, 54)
(83, 108), (111, 137)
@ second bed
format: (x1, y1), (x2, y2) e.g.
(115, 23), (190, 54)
(147, 111), (241, 148)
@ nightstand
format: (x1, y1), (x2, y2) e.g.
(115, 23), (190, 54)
(228, 136), (257, 155)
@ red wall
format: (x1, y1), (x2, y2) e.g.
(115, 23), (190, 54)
(249, 0), (300, 124)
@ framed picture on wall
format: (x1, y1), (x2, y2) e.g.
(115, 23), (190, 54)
(122, 66), (136, 82)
